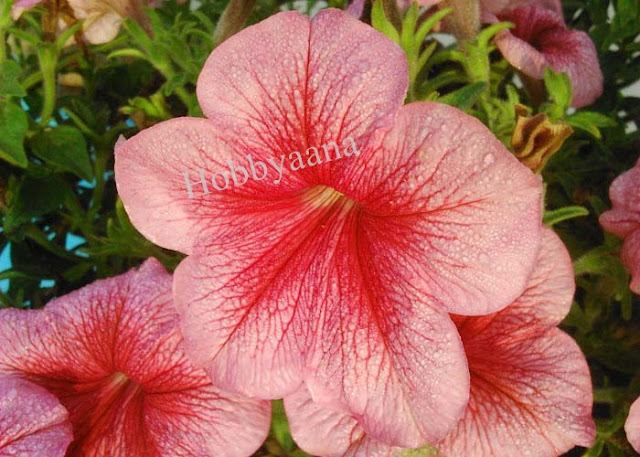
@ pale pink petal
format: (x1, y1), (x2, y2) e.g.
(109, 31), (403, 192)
(600, 159), (640, 294)
(438, 230), (595, 456)
(600, 160), (640, 238)
(620, 229), (640, 294)
(0, 258), (270, 457)
(626, 397), (640, 453)
(495, 5), (603, 108)
(115, 118), (312, 254)
(502, 227), (575, 326)
(438, 328), (595, 456)
(196, 10), (408, 167)
(0, 377), (72, 457)
(284, 385), (401, 457)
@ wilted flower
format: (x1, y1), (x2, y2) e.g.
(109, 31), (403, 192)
(11, 0), (164, 44)
(0, 376), (73, 456)
(0, 258), (270, 457)
(284, 229), (596, 456)
(482, 0), (603, 108)
(626, 397), (640, 453)
(115, 9), (543, 447)
(511, 104), (573, 173)
(600, 158), (640, 295)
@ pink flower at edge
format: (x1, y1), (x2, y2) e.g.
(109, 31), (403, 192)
(10, 0), (43, 20)
(284, 228), (596, 457)
(626, 397), (640, 453)
(0, 376), (73, 456)
(0, 258), (271, 457)
(114, 9), (543, 447)
(600, 157), (640, 294)
(484, 1), (603, 109)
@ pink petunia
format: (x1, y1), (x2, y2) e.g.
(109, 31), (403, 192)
(284, 229), (596, 456)
(626, 397), (640, 453)
(0, 258), (270, 457)
(115, 9), (543, 447)
(483, 0), (603, 108)
(600, 158), (640, 294)
(0, 377), (73, 457)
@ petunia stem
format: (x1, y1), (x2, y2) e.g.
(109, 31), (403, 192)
(212, 0), (257, 47)
(440, 0), (479, 42)
(37, 44), (58, 126)
(0, 0), (13, 64)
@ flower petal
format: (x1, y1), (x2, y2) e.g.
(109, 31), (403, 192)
(336, 102), (543, 316)
(115, 117), (311, 254)
(502, 227), (575, 326)
(438, 328), (596, 456)
(284, 385), (401, 457)
(620, 229), (640, 294)
(600, 160), (640, 238)
(626, 397), (640, 453)
(196, 9), (408, 163)
(496, 5), (603, 108)
(0, 377), (72, 457)
(0, 258), (270, 457)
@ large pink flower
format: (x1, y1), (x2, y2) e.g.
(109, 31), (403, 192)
(483, 0), (603, 108)
(0, 258), (270, 457)
(0, 377), (73, 456)
(115, 9), (543, 447)
(284, 229), (596, 456)
(600, 158), (640, 294)
(626, 397), (640, 453)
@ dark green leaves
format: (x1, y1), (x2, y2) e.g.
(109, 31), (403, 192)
(30, 126), (93, 181)
(0, 101), (29, 168)
(0, 61), (27, 97)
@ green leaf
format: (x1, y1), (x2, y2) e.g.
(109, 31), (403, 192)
(438, 82), (487, 110)
(371, 0), (400, 44)
(0, 101), (29, 168)
(30, 126), (93, 181)
(543, 206), (590, 226)
(566, 111), (617, 139)
(543, 67), (572, 114)
(0, 60), (26, 97)
(4, 175), (70, 233)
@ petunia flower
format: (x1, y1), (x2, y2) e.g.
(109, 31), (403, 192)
(482, 0), (603, 108)
(600, 158), (640, 294)
(626, 397), (640, 453)
(0, 258), (270, 457)
(0, 376), (73, 457)
(115, 9), (543, 447)
(284, 228), (596, 456)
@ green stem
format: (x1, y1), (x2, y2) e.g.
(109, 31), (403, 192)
(37, 44), (58, 125)
(0, 0), (13, 64)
